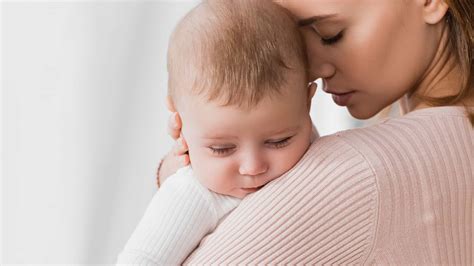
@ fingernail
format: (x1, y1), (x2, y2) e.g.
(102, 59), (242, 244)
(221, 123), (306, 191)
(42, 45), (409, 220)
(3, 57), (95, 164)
(172, 113), (178, 127)
(176, 137), (183, 147)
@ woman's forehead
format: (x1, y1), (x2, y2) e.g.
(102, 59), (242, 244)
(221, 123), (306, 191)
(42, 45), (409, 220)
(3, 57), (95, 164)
(277, 0), (387, 20)
(277, 0), (345, 17)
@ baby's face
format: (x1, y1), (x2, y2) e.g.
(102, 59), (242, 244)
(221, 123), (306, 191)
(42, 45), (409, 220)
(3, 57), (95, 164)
(178, 81), (313, 198)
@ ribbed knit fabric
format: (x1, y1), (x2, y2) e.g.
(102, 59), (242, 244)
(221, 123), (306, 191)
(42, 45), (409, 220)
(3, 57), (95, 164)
(116, 166), (241, 265)
(184, 106), (473, 264)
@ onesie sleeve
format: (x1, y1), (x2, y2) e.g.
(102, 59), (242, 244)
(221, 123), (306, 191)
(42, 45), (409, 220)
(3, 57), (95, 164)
(184, 135), (379, 264)
(116, 167), (241, 265)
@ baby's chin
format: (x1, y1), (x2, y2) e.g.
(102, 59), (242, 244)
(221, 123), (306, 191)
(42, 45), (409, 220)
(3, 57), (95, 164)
(207, 186), (262, 199)
(229, 187), (262, 199)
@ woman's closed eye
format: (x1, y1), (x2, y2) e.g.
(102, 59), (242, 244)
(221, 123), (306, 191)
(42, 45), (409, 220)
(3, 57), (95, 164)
(308, 24), (344, 46)
(320, 30), (344, 45)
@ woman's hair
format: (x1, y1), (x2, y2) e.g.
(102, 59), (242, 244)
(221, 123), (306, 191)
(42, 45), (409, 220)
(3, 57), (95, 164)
(423, 0), (473, 125)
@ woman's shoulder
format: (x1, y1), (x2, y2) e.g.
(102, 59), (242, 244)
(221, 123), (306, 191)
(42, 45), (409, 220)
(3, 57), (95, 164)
(339, 105), (470, 135)
(298, 106), (473, 263)
(327, 106), (471, 158)
(319, 106), (472, 263)
(307, 105), (472, 185)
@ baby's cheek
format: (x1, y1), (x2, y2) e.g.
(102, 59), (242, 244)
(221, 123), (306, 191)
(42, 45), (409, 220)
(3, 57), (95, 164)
(274, 135), (311, 175)
(273, 152), (299, 175)
(192, 155), (236, 194)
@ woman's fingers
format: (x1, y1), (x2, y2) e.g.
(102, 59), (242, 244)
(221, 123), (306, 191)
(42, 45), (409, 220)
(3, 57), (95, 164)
(174, 137), (189, 154)
(179, 154), (190, 166)
(172, 136), (190, 167)
(167, 112), (182, 140)
(173, 137), (189, 156)
(157, 152), (186, 187)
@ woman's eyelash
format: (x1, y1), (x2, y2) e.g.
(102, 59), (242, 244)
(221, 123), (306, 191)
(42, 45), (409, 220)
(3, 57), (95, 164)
(321, 31), (344, 45)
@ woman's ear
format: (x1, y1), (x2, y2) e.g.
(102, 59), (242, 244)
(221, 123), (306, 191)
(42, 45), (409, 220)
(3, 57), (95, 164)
(166, 95), (177, 112)
(307, 82), (317, 111)
(422, 0), (449, 24)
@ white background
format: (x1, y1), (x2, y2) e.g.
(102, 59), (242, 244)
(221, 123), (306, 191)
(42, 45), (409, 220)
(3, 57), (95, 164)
(2, 1), (359, 264)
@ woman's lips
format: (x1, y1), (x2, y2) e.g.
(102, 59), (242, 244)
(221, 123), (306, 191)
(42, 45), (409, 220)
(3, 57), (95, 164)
(322, 82), (355, 106)
(331, 91), (355, 106)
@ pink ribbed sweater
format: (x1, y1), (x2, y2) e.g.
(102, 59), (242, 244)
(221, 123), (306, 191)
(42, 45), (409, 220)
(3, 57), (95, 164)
(185, 106), (473, 264)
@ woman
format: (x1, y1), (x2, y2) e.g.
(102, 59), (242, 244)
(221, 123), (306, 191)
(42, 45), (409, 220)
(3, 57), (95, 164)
(158, 0), (472, 263)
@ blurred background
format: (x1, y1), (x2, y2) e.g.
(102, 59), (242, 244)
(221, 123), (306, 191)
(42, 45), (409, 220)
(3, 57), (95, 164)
(2, 1), (365, 264)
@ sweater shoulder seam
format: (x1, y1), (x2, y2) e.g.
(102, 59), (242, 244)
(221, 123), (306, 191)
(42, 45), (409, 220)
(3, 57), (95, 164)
(336, 134), (381, 264)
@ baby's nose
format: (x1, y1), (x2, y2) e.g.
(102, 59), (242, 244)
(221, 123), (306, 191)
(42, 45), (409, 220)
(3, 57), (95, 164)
(238, 157), (268, 177)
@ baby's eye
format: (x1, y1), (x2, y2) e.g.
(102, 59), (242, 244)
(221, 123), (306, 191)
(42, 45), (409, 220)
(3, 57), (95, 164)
(209, 146), (235, 156)
(266, 136), (293, 149)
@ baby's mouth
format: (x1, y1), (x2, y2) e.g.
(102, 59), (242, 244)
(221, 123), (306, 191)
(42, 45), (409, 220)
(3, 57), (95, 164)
(241, 185), (264, 193)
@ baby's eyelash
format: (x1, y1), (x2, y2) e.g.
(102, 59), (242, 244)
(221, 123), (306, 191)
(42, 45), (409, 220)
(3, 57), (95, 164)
(266, 137), (293, 149)
(209, 146), (233, 155)
(209, 137), (293, 155)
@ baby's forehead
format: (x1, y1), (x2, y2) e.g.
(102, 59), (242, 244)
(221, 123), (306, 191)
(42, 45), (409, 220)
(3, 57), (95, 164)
(177, 70), (307, 112)
(181, 80), (307, 124)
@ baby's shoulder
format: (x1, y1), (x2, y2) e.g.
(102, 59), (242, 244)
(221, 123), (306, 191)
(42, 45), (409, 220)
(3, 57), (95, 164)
(161, 166), (203, 191)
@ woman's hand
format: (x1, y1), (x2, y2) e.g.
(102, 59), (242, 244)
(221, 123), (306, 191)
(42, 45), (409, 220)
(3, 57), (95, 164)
(156, 112), (190, 188)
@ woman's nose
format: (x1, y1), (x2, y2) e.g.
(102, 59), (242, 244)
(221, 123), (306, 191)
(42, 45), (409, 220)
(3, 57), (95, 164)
(308, 58), (336, 82)
(304, 37), (336, 81)
(239, 155), (268, 177)
(312, 62), (336, 80)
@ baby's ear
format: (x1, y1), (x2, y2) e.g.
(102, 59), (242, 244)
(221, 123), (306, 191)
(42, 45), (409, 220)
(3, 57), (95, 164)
(166, 95), (177, 112)
(306, 82), (317, 111)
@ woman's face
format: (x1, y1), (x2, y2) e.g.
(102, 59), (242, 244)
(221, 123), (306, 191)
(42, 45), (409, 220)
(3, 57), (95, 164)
(279, 0), (440, 119)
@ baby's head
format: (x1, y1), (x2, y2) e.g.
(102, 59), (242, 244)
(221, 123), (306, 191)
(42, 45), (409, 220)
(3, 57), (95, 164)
(167, 0), (316, 198)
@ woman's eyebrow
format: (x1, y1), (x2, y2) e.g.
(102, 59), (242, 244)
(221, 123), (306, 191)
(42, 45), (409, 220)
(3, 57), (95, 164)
(298, 14), (338, 27)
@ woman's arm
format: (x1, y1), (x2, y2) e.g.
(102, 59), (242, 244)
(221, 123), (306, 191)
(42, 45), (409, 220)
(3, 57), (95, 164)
(185, 135), (379, 264)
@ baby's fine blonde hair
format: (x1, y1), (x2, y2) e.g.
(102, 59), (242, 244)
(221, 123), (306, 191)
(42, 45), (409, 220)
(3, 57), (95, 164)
(167, 0), (308, 109)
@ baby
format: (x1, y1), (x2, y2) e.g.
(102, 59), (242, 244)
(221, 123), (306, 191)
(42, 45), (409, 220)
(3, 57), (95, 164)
(117, 0), (317, 264)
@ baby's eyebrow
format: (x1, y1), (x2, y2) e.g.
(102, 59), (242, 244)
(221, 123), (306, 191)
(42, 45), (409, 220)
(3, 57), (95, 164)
(202, 135), (238, 140)
(298, 14), (338, 27)
(202, 126), (300, 140)
(269, 126), (300, 136)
